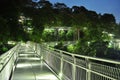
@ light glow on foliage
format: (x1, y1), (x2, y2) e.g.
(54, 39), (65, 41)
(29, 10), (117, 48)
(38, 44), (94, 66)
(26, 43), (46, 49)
(67, 44), (74, 52)
(108, 33), (114, 37)
(87, 41), (90, 46)
(108, 41), (113, 48)
(83, 27), (87, 30)
(8, 41), (16, 45)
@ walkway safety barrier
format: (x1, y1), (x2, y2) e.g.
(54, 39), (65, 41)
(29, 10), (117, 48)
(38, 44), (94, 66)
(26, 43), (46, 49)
(0, 43), (20, 80)
(31, 42), (120, 80)
(1, 41), (120, 80)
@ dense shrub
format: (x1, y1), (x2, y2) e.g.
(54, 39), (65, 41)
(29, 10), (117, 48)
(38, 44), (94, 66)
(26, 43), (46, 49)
(0, 43), (15, 55)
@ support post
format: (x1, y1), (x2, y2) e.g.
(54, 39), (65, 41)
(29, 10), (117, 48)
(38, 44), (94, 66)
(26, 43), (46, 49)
(72, 55), (76, 80)
(60, 51), (63, 80)
(86, 58), (91, 80)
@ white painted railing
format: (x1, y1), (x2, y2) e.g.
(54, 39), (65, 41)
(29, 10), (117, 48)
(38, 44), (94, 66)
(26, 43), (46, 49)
(33, 43), (120, 80)
(2, 41), (120, 80)
(0, 43), (20, 80)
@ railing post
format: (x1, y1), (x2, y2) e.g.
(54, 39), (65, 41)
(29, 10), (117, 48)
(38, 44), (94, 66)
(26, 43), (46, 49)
(72, 55), (76, 80)
(40, 45), (43, 60)
(60, 51), (63, 80)
(34, 43), (36, 53)
(86, 58), (91, 80)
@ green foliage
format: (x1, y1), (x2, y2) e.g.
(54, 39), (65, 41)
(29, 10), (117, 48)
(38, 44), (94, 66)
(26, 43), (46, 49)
(0, 43), (15, 55)
(67, 44), (75, 53)
(66, 30), (74, 40)
(42, 29), (55, 41)
(54, 41), (63, 49)
(58, 30), (66, 41)
(2, 47), (8, 52)
(0, 0), (119, 60)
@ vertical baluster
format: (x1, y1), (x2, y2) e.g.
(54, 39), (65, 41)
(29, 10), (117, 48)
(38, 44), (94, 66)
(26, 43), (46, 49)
(72, 55), (76, 80)
(60, 51), (63, 80)
(86, 58), (91, 80)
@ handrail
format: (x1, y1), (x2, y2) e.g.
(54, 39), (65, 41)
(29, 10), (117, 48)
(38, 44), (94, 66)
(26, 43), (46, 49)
(52, 47), (120, 65)
(0, 43), (21, 80)
(0, 43), (20, 72)
(25, 42), (120, 80)
(39, 44), (120, 80)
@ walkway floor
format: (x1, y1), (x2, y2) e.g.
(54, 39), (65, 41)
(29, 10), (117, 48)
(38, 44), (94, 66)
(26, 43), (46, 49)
(11, 46), (58, 80)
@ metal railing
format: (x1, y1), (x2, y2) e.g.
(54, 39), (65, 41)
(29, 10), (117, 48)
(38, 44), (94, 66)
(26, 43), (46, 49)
(0, 43), (20, 80)
(2, 41), (120, 80)
(32, 42), (120, 80)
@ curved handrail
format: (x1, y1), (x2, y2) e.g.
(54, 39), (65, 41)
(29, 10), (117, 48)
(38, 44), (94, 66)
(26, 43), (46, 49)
(40, 45), (120, 80)
(27, 42), (120, 80)
(46, 45), (120, 65)
(0, 43), (20, 72)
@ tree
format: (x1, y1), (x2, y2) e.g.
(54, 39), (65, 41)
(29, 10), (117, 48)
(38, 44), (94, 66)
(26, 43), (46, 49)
(53, 2), (72, 27)
(100, 13), (116, 33)
(71, 6), (88, 40)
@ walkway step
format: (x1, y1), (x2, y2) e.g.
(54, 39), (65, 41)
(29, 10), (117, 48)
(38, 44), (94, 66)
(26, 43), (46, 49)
(11, 46), (58, 80)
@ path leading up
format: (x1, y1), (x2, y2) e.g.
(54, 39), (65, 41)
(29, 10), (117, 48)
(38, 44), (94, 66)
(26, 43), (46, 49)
(11, 45), (58, 80)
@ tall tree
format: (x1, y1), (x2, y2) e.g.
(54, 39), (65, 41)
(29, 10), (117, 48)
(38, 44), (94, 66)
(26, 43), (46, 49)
(100, 13), (116, 33)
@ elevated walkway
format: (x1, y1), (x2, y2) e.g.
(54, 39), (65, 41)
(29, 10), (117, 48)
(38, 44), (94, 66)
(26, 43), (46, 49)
(1, 42), (120, 80)
(11, 45), (58, 80)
